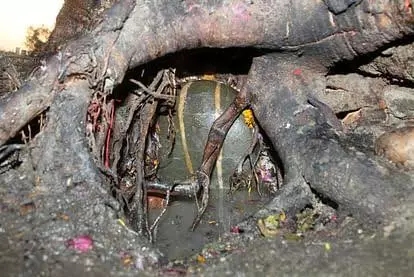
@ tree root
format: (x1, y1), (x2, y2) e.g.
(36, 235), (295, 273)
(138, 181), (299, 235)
(190, 86), (250, 230)
(248, 55), (414, 225)
(228, 122), (283, 196)
(0, 1), (413, 250)
(229, 124), (262, 194)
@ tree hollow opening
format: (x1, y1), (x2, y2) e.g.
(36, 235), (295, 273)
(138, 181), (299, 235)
(88, 48), (285, 259)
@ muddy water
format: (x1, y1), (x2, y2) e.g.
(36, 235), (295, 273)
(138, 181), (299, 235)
(150, 188), (269, 260)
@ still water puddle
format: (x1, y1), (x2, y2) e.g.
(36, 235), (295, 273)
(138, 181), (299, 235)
(150, 188), (269, 260)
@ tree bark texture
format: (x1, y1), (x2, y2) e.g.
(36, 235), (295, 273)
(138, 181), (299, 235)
(1, 0), (414, 145)
(1, 1), (414, 270)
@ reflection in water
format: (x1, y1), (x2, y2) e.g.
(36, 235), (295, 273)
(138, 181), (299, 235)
(217, 187), (229, 239)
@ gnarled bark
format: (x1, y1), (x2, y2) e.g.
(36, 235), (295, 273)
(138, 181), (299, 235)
(1, 0), (414, 273)
(1, 0), (413, 145)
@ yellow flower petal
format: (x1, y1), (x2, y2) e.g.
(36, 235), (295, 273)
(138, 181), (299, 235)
(242, 109), (255, 128)
(197, 254), (206, 263)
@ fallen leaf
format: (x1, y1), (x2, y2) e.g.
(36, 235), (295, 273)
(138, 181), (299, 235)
(257, 218), (279, 237)
(283, 233), (302, 241)
(279, 210), (286, 222)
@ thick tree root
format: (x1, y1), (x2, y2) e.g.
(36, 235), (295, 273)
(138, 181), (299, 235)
(191, 86), (250, 230)
(0, 1), (413, 252)
(248, 55), (414, 225)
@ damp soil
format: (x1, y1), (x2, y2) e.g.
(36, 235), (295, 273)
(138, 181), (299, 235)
(1, 143), (414, 277)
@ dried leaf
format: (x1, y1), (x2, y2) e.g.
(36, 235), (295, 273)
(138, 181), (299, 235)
(257, 218), (279, 237)
(56, 213), (70, 221)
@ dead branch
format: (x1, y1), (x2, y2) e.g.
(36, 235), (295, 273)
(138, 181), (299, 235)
(117, 69), (177, 238)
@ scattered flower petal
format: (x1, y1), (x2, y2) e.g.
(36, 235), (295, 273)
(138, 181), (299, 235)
(121, 254), (134, 266)
(230, 226), (241, 234)
(197, 254), (206, 264)
(293, 68), (302, 75)
(242, 109), (255, 128)
(65, 235), (93, 253)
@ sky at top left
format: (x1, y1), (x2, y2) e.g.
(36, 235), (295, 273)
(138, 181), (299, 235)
(0, 0), (64, 51)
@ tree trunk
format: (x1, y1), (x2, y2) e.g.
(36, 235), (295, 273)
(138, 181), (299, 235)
(1, 0), (414, 275)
